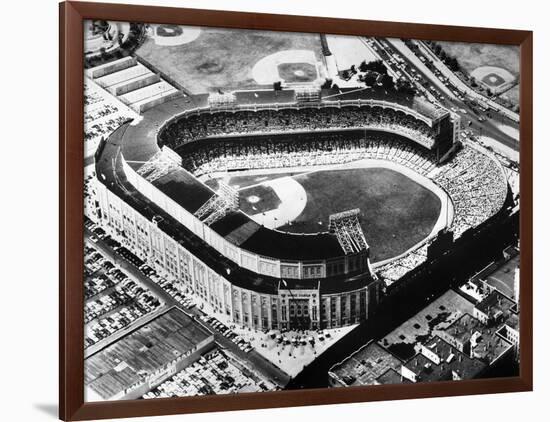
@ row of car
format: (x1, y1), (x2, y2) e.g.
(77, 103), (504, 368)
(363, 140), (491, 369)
(84, 241), (163, 349)
(199, 315), (253, 353)
(136, 264), (198, 310)
(84, 279), (148, 323)
(85, 245), (122, 299)
(85, 292), (161, 349)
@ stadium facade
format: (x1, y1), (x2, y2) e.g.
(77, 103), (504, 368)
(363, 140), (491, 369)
(89, 88), (508, 330)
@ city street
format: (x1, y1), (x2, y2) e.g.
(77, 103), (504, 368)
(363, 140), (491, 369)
(378, 37), (520, 152)
(84, 229), (291, 387)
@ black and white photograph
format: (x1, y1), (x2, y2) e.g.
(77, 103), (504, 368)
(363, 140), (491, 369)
(82, 19), (521, 403)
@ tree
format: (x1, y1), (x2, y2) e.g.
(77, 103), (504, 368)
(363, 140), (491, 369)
(363, 72), (377, 87)
(396, 79), (416, 96)
(359, 60), (368, 72)
(363, 59), (387, 75)
(341, 69), (350, 80)
(447, 57), (459, 71)
(381, 74), (395, 90)
(273, 81), (282, 91)
(350, 64), (357, 74)
(434, 43), (442, 56)
(321, 78), (333, 89)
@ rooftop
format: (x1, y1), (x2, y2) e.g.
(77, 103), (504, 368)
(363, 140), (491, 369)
(475, 290), (517, 322)
(405, 336), (486, 382)
(443, 313), (514, 365)
(483, 255), (520, 301)
(329, 341), (402, 386)
(84, 307), (213, 401)
(375, 368), (410, 385)
(323, 87), (449, 122)
(379, 289), (474, 359)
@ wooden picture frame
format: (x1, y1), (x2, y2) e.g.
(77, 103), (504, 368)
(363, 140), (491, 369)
(60, 1), (533, 420)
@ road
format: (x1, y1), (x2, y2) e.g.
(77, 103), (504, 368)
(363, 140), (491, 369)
(416, 40), (519, 123)
(375, 37), (519, 154)
(85, 230), (290, 387)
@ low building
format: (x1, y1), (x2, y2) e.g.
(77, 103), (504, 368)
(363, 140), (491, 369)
(400, 336), (486, 383)
(328, 341), (404, 387)
(441, 313), (514, 365)
(85, 306), (214, 401)
(473, 290), (516, 326)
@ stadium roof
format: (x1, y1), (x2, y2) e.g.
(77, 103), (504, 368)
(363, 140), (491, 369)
(116, 95), (355, 262)
(95, 124), (375, 294)
(325, 87), (449, 122)
(114, 88), (448, 266)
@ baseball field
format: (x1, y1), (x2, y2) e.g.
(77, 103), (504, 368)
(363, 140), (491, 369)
(217, 165), (443, 263)
(135, 26), (324, 93)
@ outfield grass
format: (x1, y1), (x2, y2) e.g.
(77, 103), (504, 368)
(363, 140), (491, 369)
(438, 41), (520, 77)
(499, 84), (520, 105)
(277, 168), (441, 262)
(135, 27), (323, 93)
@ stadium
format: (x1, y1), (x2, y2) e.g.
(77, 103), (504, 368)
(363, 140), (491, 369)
(90, 60), (510, 331)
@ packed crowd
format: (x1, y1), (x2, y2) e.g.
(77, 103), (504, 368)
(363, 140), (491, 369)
(377, 145), (508, 285)
(433, 146), (508, 238)
(377, 242), (430, 284)
(183, 132), (437, 178)
(159, 106), (437, 149)
(143, 349), (273, 398)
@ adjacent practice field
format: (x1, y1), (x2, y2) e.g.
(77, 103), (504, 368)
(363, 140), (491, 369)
(222, 166), (442, 263)
(135, 27), (323, 93)
(437, 42), (520, 78)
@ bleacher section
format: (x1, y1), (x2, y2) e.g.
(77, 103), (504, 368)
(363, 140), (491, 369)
(87, 57), (183, 114)
(171, 129), (506, 288)
(377, 145), (508, 285)
(432, 146), (508, 238)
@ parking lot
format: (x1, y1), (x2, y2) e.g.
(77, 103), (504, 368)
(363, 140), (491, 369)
(84, 241), (163, 350)
(144, 348), (277, 399)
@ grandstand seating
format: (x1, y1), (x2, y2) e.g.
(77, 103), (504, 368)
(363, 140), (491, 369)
(179, 132), (438, 178)
(87, 57), (183, 114)
(165, 115), (506, 287)
(159, 106), (438, 150)
(433, 146), (508, 239)
(119, 81), (179, 110)
(377, 145), (508, 285)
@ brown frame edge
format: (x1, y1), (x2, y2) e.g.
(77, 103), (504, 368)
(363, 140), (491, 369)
(59, 1), (533, 420)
